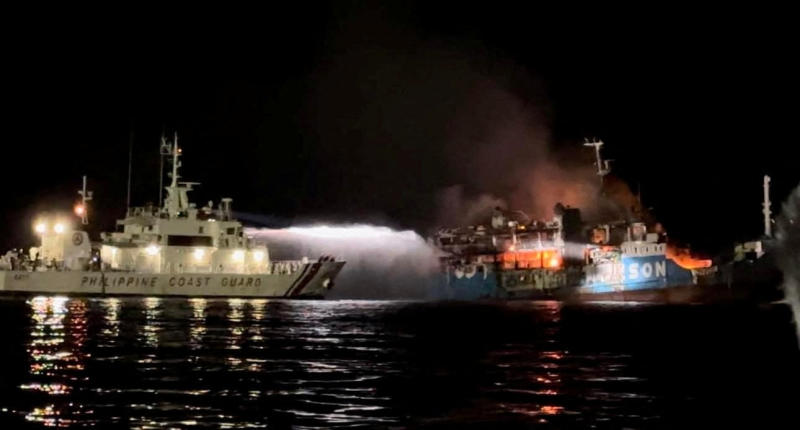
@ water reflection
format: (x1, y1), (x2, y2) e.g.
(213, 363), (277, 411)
(485, 302), (568, 424)
(247, 299), (268, 347)
(226, 298), (245, 350)
(99, 298), (121, 341)
(22, 296), (89, 427)
(2, 298), (769, 428)
(188, 298), (207, 350)
(140, 297), (162, 348)
(10, 298), (583, 427)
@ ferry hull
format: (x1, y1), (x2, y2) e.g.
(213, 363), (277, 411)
(0, 261), (344, 298)
(436, 256), (738, 304)
(437, 266), (577, 300)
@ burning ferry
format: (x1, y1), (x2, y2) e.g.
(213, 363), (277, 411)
(431, 140), (782, 303)
(432, 204), (709, 301)
(0, 135), (344, 298)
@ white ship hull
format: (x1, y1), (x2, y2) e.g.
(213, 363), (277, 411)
(0, 261), (344, 298)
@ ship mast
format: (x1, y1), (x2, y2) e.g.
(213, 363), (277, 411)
(583, 138), (611, 188)
(170, 133), (180, 189)
(763, 174), (772, 237)
(164, 133), (183, 218)
(158, 134), (171, 208)
(162, 133), (198, 219)
(77, 175), (93, 225)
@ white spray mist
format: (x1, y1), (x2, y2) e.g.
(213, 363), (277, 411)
(245, 224), (443, 299)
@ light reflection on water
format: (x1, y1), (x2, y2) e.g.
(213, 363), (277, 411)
(0, 297), (797, 428)
(189, 298), (206, 350)
(22, 296), (88, 427)
(141, 297), (162, 348)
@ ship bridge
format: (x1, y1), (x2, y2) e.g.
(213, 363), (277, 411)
(99, 137), (277, 275)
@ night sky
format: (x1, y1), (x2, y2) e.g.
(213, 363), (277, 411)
(3, 3), (797, 254)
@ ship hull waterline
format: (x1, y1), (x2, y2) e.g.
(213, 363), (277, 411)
(0, 261), (344, 299)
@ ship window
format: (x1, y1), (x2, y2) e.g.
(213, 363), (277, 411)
(199, 226), (204, 234)
(227, 227), (236, 235)
(167, 235), (213, 246)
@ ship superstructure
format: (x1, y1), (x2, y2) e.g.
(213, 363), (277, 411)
(0, 136), (344, 298)
(433, 205), (584, 299)
(100, 138), (270, 275)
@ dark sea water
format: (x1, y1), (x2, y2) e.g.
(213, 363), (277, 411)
(0, 297), (798, 429)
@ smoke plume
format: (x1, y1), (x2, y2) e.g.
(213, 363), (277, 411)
(435, 77), (634, 228)
(306, 6), (635, 232)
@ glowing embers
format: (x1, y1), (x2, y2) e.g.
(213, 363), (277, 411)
(499, 249), (563, 269)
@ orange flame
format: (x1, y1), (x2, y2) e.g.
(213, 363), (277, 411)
(499, 249), (562, 269)
(666, 245), (711, 269)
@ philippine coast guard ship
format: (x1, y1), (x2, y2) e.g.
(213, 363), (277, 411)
(0, 137), (344, 298)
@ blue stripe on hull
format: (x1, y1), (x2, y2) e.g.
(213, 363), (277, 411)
(435, 256), (697, 299)
(580, 256), (694, 294)
(441, 272), (500, 300)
